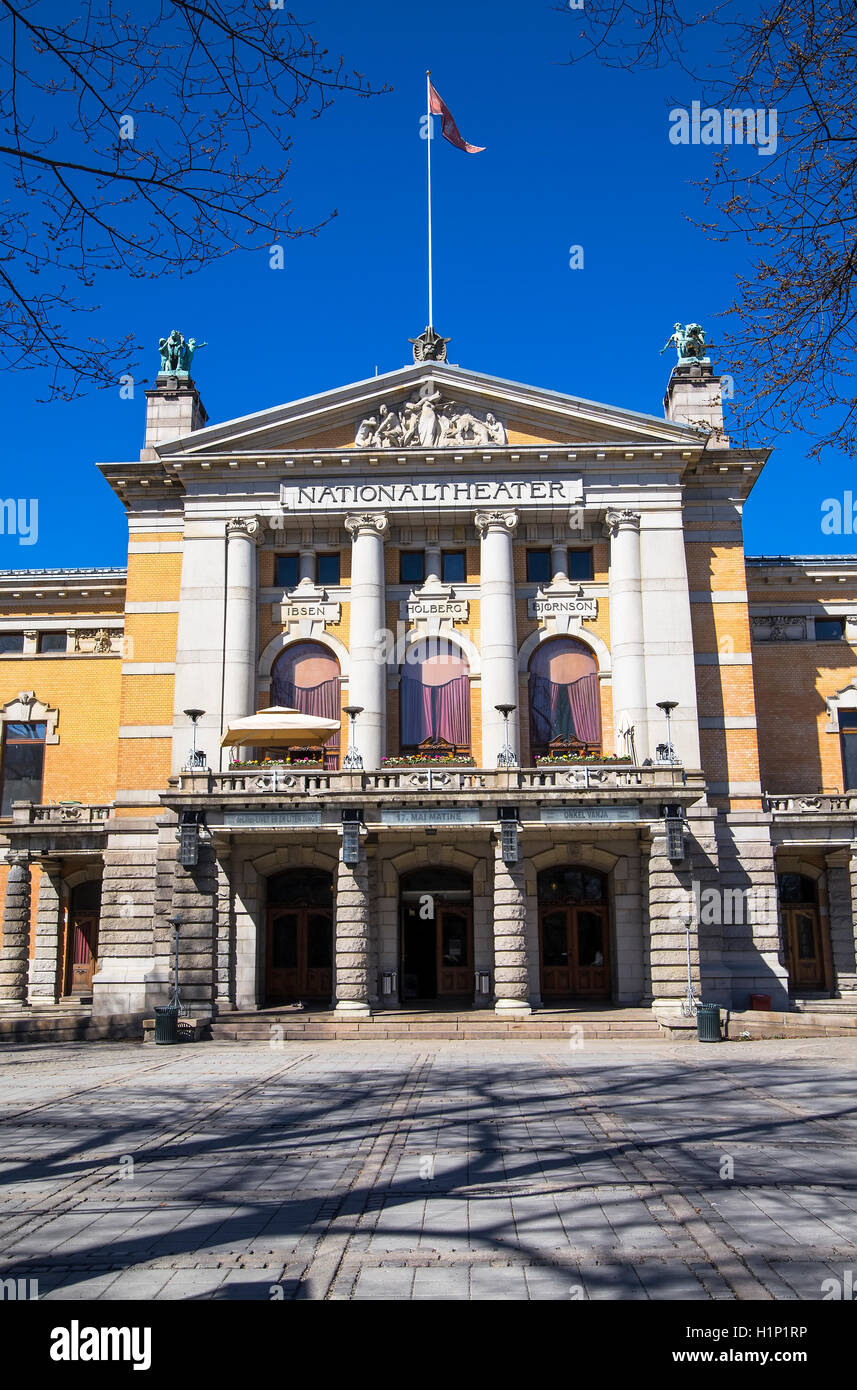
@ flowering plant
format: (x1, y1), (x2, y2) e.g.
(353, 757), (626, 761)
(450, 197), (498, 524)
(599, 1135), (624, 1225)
(381, 753), (476, 767)
(535, 753), (632, 766)
(229, 756), (323, 769)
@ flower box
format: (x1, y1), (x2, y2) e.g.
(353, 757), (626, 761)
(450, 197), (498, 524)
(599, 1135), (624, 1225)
(229, 757), (323, 770)
(535, 753), (633, 766)
(381, 754), (476, 768)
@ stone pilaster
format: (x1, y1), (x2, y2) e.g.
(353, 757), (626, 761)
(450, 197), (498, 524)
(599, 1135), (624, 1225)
(344, 512), (388, 770)
(28, 860), (63, 1005)
(170, 841), (218, 1011)
(215, 850), (235, 1012)
(334, 849), (371, 1016)
(0, 853), (31, 1007)
(647, 822), (699, 1014)
(716, 821), (789, 1010)
(828, 847), (857, 996)
(492, 834), (532, 1016)
(91, 837), (165, 1018)
(605, 509), (649, 760)
(475, 510), (519, 766)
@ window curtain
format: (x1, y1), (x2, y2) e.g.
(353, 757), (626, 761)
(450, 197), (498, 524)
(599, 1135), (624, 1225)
(401, 671), (470, 747)
(530, 672), (600, 746)
(272, 676), (341, 769)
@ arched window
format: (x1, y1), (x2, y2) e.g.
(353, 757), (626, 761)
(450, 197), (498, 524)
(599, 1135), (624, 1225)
(272, 642), (341, 769)
(529, 637), (600, 758)
(400, 638), (471, 752)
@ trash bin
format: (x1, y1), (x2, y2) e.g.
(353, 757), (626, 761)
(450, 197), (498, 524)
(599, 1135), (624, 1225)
(154, 1005), (179, 1045)
(749, 993), (771, 1011)
(696, 1002), (721, 1043)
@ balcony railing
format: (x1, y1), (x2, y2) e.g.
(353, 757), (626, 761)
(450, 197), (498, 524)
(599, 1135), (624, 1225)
(169, 764), (696, 798)
(764, 793), (857, 815)
(11, 802), (112, 826)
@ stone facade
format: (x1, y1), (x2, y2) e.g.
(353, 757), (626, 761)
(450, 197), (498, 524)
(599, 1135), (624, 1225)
(3, 351), (857, 1024)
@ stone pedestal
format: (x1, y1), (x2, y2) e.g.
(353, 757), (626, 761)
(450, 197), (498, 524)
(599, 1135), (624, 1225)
(334, 853), (371, 1016)
(475, 510), (519, 766)
(344, 513), (388, 770)
(0, 853), (31, 1007)
(28, 860), (63, 1005)
(492, 836), (532, 1015)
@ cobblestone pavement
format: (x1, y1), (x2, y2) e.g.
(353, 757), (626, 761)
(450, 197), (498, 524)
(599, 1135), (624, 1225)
(0, 1038), (856, 1300)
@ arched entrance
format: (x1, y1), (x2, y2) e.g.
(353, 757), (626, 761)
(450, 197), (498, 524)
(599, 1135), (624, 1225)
(538, 866), (610, 999)
(65, 878), (101, 996)
(400, 867), (473, 1002)
(779, 873), (827, 991)
(265, 868), (333, 1004)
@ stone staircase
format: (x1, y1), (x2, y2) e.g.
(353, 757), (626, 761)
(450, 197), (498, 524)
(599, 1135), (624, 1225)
(210, 1006), (666, 1042)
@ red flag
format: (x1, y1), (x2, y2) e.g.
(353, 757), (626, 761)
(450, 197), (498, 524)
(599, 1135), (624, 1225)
(429, 81), (485, 154)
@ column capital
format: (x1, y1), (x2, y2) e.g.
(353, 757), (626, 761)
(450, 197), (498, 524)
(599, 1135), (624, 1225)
(5, 850), (31, 871)
(226, 516), (264, 544)
(474, 509), (518, 539)
(344, 512), (389, 539)
(604, 507), (641, 537)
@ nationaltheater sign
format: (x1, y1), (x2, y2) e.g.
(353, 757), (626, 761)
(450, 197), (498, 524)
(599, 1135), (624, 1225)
(279, 478), (582, 512)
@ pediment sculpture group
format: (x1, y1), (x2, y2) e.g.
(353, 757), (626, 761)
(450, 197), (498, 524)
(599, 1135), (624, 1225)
(355, 391), (507, 449)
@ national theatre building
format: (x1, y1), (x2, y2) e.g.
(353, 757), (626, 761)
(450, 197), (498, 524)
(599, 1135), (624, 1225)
(2, 326), (857, 1033)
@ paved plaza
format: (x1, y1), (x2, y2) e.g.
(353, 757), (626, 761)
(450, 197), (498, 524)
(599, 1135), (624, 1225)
(0, 1038), (856, 1300)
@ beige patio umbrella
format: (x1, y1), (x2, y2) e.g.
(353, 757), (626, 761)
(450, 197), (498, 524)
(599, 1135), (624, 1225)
(220, 705), (340, 749)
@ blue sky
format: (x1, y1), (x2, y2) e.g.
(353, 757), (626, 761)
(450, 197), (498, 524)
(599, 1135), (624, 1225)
(0, 0), (850, 569)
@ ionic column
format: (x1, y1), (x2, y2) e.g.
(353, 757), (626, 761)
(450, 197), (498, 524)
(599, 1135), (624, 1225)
(334, 846), (371, 1016)
(223, 517), (261, 746)
(28, 860), (63, 1005)
(344, 512), (389, 769)
(606, 509), (649, 760)
(0, 853), (31, 1006)
(492, 835), (532, 1015)
(475, 510), (519, 765)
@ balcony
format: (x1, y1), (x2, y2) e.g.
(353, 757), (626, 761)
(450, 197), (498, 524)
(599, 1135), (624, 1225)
(163, 766), (704, 832)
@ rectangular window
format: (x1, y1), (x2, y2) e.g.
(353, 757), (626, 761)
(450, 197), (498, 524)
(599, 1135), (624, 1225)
(442, 550), (466, 583)
(816, 617), (845, 641)
(38, 632), (67, 654)
(0, 633), (24, 654)
(841, 712), (857, 790)
(400, 551), (425, 585)
(275, 554), (299, 589)
(526, 550), (551, 584)
(317, 553), (340, 586)
(1, 722), (47, 816)
(568, 549), (594, 581)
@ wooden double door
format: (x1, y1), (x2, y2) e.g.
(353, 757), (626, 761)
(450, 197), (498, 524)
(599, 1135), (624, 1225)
(401, 902), (473, 1000)
(539, 903), (610, 998)
(782, 905), (826, 991)
(266, 906), (333, 1003)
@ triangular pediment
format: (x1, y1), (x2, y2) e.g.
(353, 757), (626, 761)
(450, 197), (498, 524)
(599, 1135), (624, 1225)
(152, 362), (706, 459)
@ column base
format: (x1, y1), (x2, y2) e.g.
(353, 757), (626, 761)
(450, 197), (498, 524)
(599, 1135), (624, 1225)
(494, 998), (533, 1017)
(334, 1000), (371, 1017)
(0, 1000), (29, 1013)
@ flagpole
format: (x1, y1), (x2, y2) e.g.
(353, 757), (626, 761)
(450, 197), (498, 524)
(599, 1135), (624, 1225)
(426, 68), (433, 330)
